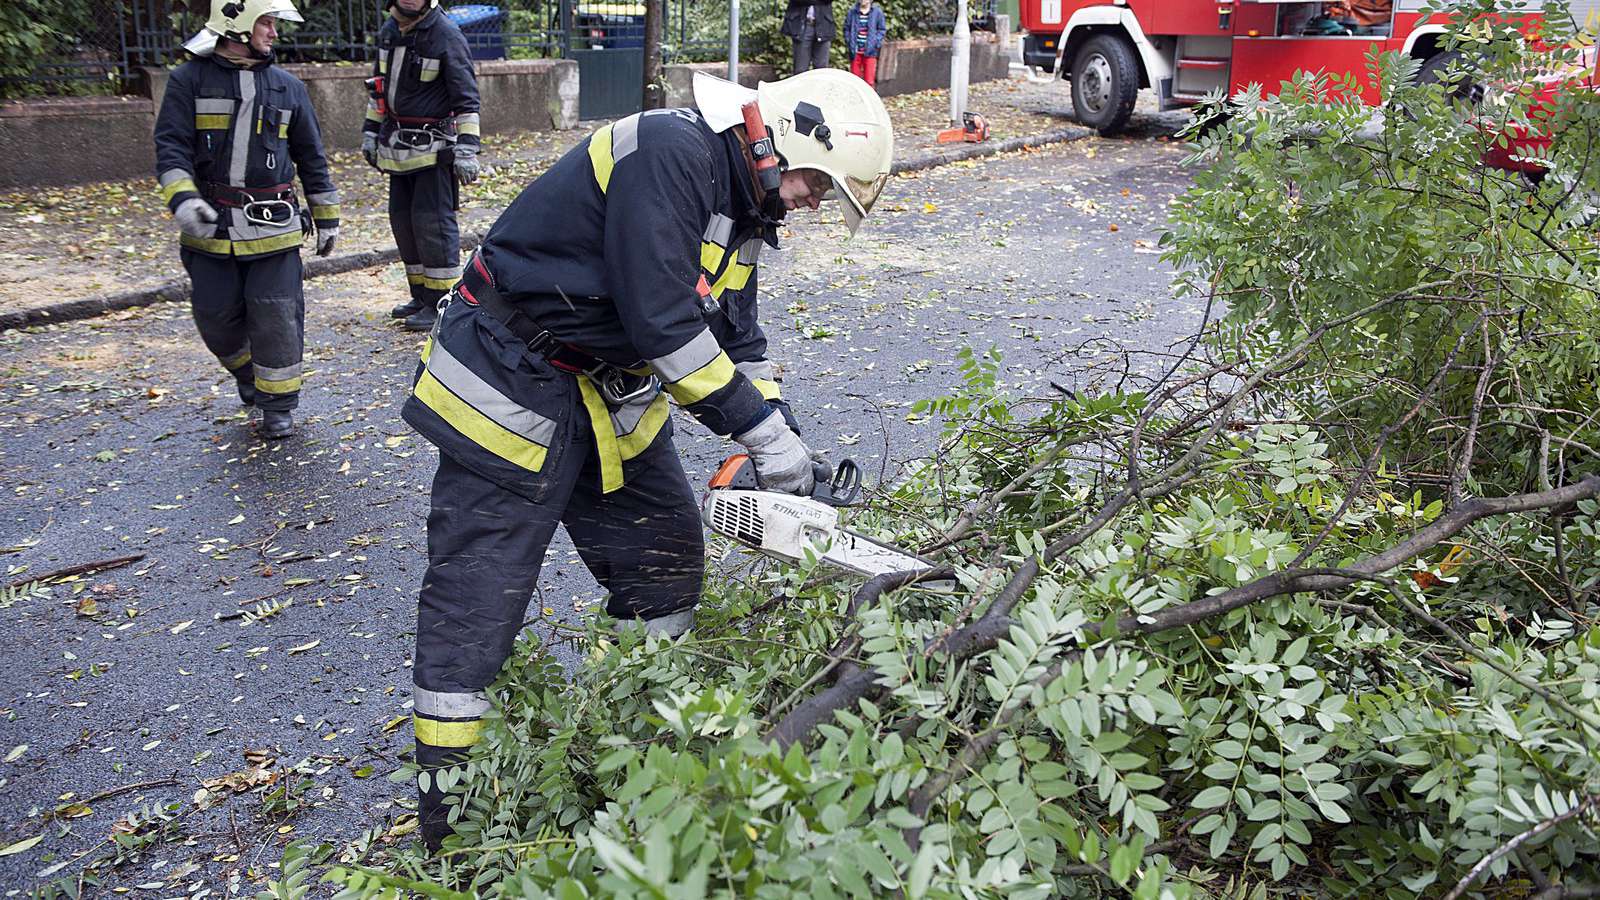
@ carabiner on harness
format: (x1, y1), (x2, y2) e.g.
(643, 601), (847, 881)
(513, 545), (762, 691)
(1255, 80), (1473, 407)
(242, 199), (296, 228)
(394, 127), (446, 151)
(590, 366), (660, 407)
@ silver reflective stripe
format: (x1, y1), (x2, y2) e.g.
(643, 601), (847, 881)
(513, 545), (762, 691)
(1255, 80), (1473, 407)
(612, 112), (641, 162)
(406, 264), (425, 274)
(253, 362), (301, 382)
(737, 238), (762, 265)
(387, 47), (406, 112)
(159, 168), (192, 188)
(423, 265), (460, 280)
(307, 190), (339, 207)
(229, 68), (256, 187)
(228, 214), (299, 242)
(195, 98), (234, 114)
(649, 329), (722, 382)
(611, 390), (661, 437)
(414, 687), (490, 719)
(702, 213), (734, 247)
(735, 359), (775, 383)
(455, 111), (481, 134)
(426, 340), (558, 445)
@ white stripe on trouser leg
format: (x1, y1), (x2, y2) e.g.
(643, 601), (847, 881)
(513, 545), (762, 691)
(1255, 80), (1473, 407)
(413, 687), (491, 719)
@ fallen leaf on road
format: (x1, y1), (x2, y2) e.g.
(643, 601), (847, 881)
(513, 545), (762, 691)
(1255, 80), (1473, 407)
(170, 620), (194, 634)
(4, 744), (26, 763)
(75, 597), (100, 618)
(287, 639), (321, 655)
(0, 835), (42, 856)
(382, 715), (407, 733)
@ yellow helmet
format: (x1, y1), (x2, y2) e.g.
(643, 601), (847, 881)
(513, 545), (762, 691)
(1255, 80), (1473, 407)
(184, 0), (303, 56)
(694, 69), (894, 236)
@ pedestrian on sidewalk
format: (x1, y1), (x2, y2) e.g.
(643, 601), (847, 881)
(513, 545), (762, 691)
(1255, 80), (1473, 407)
(782, 0), (835, 74)
(845, 0), (887, 88)
(362, 0), (482, 333)
(154, 0), (340, 440)
(400, 69), (893, 850)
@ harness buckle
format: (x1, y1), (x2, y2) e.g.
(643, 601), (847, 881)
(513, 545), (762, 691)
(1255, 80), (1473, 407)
(589, 365), (660, 407)
(242, 199), (296, 227)
(394, 127), (446, 151)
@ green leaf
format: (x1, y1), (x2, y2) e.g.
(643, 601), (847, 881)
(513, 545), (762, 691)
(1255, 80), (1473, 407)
(1193, 786), (1232, 809)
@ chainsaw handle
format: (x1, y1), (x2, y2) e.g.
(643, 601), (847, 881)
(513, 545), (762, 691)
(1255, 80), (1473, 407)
(812, 458), (862, 506)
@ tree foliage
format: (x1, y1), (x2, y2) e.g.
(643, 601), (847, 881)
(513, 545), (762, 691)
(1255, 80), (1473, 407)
(328, 5), (1600, 897)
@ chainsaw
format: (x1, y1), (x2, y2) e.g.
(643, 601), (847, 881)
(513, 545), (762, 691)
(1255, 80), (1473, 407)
(702, 455), (936, 579)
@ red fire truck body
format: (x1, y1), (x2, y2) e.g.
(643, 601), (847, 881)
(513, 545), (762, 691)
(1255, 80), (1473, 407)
(1020, 0), (1598, 165)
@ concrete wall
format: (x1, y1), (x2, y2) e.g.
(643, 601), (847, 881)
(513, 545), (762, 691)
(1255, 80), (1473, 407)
(876, 32), (1011, 98)
(0, 97), (157, 190)
(0, 58), (579, 190)
(661, 61), (779, 109)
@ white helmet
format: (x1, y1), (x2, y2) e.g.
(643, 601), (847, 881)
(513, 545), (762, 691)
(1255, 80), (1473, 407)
(184, 0), (303, 56)
(694, 69), (894, 236)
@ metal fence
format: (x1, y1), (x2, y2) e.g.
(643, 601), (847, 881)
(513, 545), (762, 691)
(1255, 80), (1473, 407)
(0, 0), (994, 97)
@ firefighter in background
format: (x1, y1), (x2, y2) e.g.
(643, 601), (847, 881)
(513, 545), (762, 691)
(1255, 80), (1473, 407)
(155, 0), (340, 440)
(401, 69), (893, 848)
(362, 0), (482, 333)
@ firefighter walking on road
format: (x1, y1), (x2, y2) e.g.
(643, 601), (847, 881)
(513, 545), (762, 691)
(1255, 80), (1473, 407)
(363, 0), (482, 333)
(400, 69), (894, 848)
(155, 0), (340, 440)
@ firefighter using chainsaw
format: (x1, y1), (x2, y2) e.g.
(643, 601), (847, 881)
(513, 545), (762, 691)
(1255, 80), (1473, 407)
(154, 0), (339, 440)
(362, 0), (482, 332)
(401, 68), (893, 848)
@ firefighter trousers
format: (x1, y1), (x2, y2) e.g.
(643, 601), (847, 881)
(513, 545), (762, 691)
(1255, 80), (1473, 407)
(389, 164), (461, 306)
(411, 402), (703, 845)
(181, 249), (305, 412)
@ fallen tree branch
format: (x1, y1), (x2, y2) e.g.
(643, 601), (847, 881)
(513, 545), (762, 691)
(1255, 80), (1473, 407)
(6, 553), (146, 589)
(1443, 794), (1600, 900)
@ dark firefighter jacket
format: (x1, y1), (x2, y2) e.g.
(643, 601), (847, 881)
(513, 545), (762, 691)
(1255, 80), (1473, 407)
(403, 108), (785, 495)
(154, 53), (338, 260)
(363, 9), (481, 174)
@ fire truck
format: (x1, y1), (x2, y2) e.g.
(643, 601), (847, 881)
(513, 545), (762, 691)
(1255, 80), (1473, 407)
(1020, 0), (1600, 138)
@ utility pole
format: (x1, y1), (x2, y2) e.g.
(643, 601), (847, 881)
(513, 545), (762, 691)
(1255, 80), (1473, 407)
(949, 0), (970, 125)
(643, 0), (665, 108)
(729, 0), (741, 82)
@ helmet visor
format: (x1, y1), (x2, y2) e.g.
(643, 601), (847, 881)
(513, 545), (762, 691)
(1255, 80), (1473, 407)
(830, 171), (889, 236)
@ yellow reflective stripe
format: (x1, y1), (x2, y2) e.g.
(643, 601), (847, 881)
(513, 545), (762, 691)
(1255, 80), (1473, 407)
(421, 274), (459, 291)
(378, 152), (441, 173)
(420, 336), (434, 363)
(457, 121), (481, 136)
(220, 349), (252, 371)
(588, 124), (615, 193)
(365, 109), (384, 123)
(233, 232), (303, 256)
(160, 176), (199, 204)
(195, 114), (232, 130)
(278, 122), (289, 139)
(255, 374), (303, 394)
(406, 273), (427, 285)
(414, 370), (547, 472)
(711, 262), (754, 296)
(665, 352), (736, 406)
(413, 715), (482, 748)
(180, 233), (233, 254)
(577, 376), (623, 493)
(752, 378), (781, 401)
(311, 204), (340, 222)
(700, 241), (728, 275)
(616, 394), (670, 460)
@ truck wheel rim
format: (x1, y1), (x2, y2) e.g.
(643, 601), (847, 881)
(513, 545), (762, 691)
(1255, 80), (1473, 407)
(1081, 53), (1113, 113)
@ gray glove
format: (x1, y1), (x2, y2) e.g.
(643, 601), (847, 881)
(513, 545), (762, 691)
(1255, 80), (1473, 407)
(453, 146), (480, 186)
(315, 226), (338, 257)
(361, 134), (380, 170)
(735, 411), (816, 496)
(174, 197), (218, 239)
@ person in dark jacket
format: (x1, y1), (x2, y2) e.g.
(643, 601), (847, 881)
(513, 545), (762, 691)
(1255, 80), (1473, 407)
(782, 0), (835, 73)
(402, 69), (894, 850)
(362, 0), (482, 332)
(155, 0), (339, 440)
(845, 0), (888, 87)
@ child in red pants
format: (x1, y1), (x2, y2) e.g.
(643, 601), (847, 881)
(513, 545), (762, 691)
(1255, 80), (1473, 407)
(845, 0), (887, 87)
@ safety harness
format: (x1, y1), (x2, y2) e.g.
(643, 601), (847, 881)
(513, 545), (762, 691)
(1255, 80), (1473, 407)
(204, 181), (300, 228)
(456, 253), (660, 407)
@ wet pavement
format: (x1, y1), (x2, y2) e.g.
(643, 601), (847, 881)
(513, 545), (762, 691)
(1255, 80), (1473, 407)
(0, 109), (1194, 894)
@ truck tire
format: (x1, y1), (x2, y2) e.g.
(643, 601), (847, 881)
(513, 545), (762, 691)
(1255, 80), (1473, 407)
(1070, 35), (1140, 136)
(1416, 50), (1480, 105)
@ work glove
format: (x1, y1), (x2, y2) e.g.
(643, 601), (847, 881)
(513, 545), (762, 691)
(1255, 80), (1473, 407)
(735, 410), (816, 496)
(315, 225), (338, 257)
(174, 197), (218, 239)
(361, 134), (380, 170)
(453, 146), (481, 186)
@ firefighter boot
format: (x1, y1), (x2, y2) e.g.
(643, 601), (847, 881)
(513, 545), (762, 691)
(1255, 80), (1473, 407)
(404, 303), (438, 332)
(260, 409), (295, 440)
(235, 374), (257, 407)
(390, 297), (428, 319)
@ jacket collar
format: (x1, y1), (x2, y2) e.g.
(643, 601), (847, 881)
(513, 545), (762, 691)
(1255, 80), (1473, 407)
(719, 127), (784, 247)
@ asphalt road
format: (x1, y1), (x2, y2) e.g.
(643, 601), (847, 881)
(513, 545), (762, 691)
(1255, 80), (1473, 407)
(0, 113), (1194, 894)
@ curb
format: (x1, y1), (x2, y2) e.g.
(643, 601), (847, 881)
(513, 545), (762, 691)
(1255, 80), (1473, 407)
(0, 125), (1088, 333)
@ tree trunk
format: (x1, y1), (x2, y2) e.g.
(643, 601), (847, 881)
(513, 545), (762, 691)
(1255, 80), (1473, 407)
(642, 0), (665, 109)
